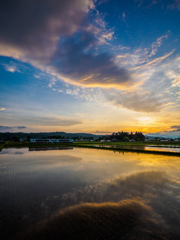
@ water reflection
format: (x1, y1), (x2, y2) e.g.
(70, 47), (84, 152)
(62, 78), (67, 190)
(90, 144), (146, 150)
(19, 200), (170, 240)
(88, 144), (180, 153)
(0, 148), (180, 239)
(145, 146), (180, 152)
(29, 147), (73, 151)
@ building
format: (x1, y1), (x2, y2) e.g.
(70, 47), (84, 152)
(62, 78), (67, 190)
(30, 139), (73, 143)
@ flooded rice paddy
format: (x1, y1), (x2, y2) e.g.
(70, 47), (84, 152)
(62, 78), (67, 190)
(89, 144), (180, 152)
(1, 147), (180, 239)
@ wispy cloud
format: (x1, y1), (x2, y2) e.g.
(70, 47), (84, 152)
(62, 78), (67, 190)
(48, 77), (57, 88)
(149, 33), (169, 57)
(146, 0), (159, 9)
(0, 108), (5, 111)
(103, 89), (165, 113)
(2, 63), (21, 73)
(34, 75), (40, 79)
(122, 12), (126, 21)
(168, 0), (180, 10)
(172, 75), (180, 87)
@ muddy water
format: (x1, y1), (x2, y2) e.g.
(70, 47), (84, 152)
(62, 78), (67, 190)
(0, 147), (180, 239)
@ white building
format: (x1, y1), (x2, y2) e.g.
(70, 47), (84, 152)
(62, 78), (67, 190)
(30, 139), (73, 143)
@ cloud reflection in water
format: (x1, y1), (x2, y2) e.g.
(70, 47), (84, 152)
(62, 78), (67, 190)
(20, 171), (180, 239)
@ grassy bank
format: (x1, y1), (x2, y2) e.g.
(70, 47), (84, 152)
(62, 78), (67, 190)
(0, 143), (6, 152)
(3, 142), (72, 148)
(74, 141), (180, 146)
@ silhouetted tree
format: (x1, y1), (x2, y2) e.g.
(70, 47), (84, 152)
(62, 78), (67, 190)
(122, 136), (129, 142)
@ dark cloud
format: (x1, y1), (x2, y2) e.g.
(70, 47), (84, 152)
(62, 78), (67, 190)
(171, 125), (180, 130)
(0, 0), (92, 62)
(0, 126), (26, 131)
(52, 31), (130, 86)
(0, 0), (131, 87)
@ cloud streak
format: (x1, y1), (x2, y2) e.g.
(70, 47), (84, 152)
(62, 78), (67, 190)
(149, 33), (169, 57)
(103, 90), (165, 112)
(0, 126), (26, 131)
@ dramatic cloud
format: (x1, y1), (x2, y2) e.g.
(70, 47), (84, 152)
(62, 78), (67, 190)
(0, 0), (179, 116)
(0, 0), (130, 88)
(51, 31), (130, 87)
(0, 0), (94, 62)
(48, 43), (179, 113)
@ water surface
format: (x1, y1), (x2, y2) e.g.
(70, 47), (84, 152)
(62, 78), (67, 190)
(0, 147), (180, 239)
(89, 144), (180, 152)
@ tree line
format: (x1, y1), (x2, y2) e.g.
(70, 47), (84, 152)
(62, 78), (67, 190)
(99, 131), (145, 142)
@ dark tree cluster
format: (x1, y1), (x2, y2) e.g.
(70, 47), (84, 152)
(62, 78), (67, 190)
(106, 131), (145, 142)
(0, 132), (98, 141)
(42, 135), (66, 139)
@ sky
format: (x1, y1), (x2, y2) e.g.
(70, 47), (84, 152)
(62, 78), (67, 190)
(0, 0), (180, 138)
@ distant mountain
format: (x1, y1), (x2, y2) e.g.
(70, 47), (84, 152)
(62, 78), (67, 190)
(145, 135), (161, 140)
(145, 135), (174, 140)
(0, 132), (101, 140)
